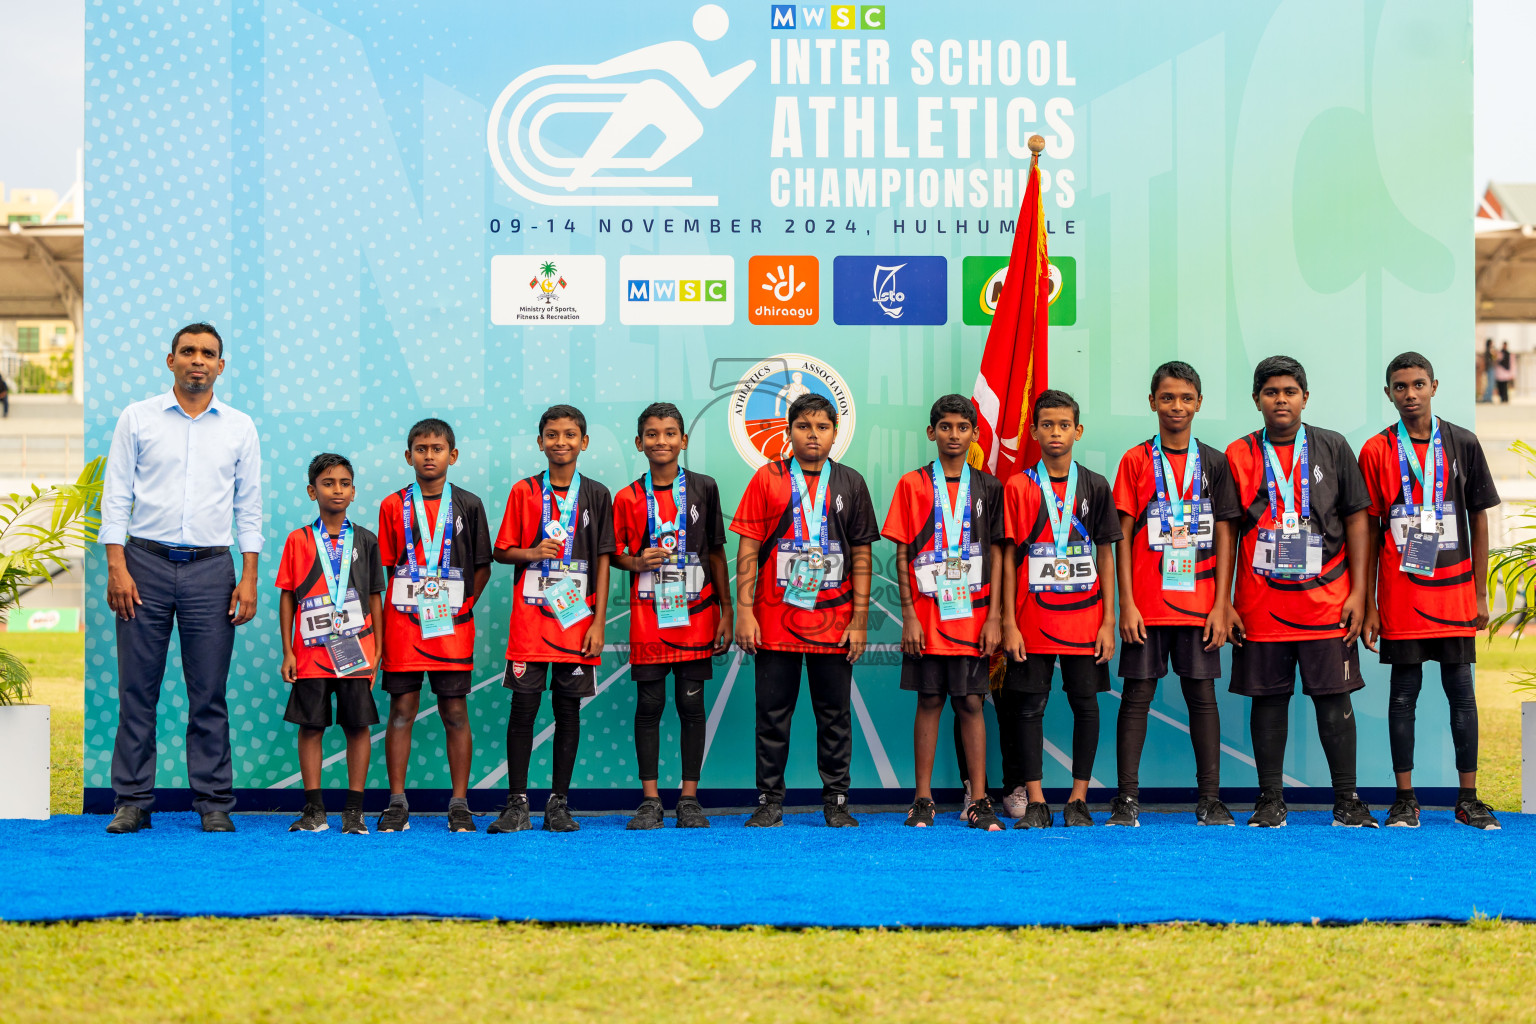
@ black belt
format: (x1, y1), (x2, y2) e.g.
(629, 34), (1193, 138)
(127, 537), (229, 563)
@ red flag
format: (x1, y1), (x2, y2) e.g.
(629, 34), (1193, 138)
(970, 154), (1050, 483)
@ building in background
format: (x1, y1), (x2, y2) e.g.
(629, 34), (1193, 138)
(0, 182), (80, 225)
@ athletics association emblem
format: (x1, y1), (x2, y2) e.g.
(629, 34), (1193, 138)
(728, 354), (856, 469)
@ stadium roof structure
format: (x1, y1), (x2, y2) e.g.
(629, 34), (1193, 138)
(0, 222), (83, 332)
(1476, 182), (1536, 323)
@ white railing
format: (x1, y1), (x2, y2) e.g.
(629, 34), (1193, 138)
(0, 435), (84, 477)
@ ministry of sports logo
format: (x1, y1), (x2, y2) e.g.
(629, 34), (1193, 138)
(491, 255), (606, 325)
(728, 353), (856, 468)
(486, 4), (754, 207)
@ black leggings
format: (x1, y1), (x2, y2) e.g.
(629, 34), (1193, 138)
(996, 689), (1100, 783)
(1250, 692), (1356, 799)
(1388, 663), (1477, 774)
(634, 677), (707, 782)
(1117, 677), (1221, 799)
(506, 690), (582, 796)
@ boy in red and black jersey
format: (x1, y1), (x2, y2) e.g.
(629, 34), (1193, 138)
(488, 404), (614, 834)
(1226, 356), (1376, 829)
(613, 402), (731, 830)
(1110, 361), (1242, 828)
(277, 453), (386, 835)
(882, 394), (1006, 831)
(1360, 352), (1502, 830)
(1001, 390), (1121, 829)
(732, 393), (880, 828)
(375, 418), (493, 833)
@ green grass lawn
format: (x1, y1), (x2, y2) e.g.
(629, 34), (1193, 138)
(1, 631), (1531, 1022)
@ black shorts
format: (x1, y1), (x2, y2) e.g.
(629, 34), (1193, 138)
(1379, 635), (1477, 665)
(632, 656), (714, 683)
(1230, 638), (1363, 697)
(1118, 624), (1223, 681)
(503, 659), (597, 698)
(1002, 653), (1110, 697)
(381, 670), (473, 697)
(901, 654), (990, 696)
(284, 677), (381, 729)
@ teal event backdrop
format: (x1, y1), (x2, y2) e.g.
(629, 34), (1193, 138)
(83, 0), (1473, 806)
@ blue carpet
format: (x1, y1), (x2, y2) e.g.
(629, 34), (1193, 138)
(1, 811), (1531, 927)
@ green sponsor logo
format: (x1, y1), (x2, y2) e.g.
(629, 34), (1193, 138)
(961, 255), (1076, 327)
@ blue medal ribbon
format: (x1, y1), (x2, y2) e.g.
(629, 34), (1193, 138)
(929, 460), (971, 559)
(541, 471), (581, 577)
(1394, 419), (1445, 526)
(311, 516), (355, 620)
(644, 469), (687, 562)
(788, 460), (829, 557)
(1261, 425), (1309, 526)
(401, 482), (453, 586)
(1031, 459), (1080, 556)
(1151, 436), (1200, 539)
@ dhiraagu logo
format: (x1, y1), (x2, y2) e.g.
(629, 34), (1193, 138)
(961, 255), (1077, 327)
(620, 255), (735, 325)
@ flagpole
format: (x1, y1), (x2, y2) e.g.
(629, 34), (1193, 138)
(1028, 133), (1044, 165)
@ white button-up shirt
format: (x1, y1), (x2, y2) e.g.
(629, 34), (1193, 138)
(100, 390), (264, 553)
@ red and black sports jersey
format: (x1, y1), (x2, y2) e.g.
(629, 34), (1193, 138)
(377, 485), (493, 673)
(614, 469), (728, 665)
(1359, 418), (1499, 639)
(497, 473), (616, 666)
(1226, 424), (1371, 641)
(275, 522), (386, 679)
(881, 465), (1005, 657)
(1112, 439), (1242, 626)
(730, 459), (881, 652)
(1003, 465), (1121, 655)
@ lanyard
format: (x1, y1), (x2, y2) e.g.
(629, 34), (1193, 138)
(541, 470), (581, 576)
(1151, 436), (1200, 535)
(401, 483), (453, 584)
(1033, 459), (1079, 556)
(1261, 426), (1310, 524)
(1394, 419), (1445, 521)
(644, 469), (687, 560)
(311, 517), (354, 612)
(929, 460), (971, 559)
(788, 460), (829, 554)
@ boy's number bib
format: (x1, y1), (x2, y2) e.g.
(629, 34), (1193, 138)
(1027, 542), (1096, 593)
(1145, 500), (1216, 550)
(1388, 501), (1460, 571)
(639, 558), (704, 629)
(1252, 528), (1324, 577)
(912, 544), (982, 621)
(389, 566), (466, 612)
(298, 591), (367, 645)
(776, 541), (843, 609)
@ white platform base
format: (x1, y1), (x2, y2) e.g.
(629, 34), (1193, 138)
(0, 704), (50, 819)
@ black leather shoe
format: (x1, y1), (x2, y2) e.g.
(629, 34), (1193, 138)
(105, 806), (151, 833)
(200, 810), (237, 832)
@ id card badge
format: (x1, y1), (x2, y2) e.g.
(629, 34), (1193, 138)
(653, 566), (691, 629)
(324, 632), (370, 675)
(1400, 529), (1439, 577)
(543, 575), (593, 629)
(416, 580), (456, 639)
(1274, 528), (1310, 574)
(936, 577), (972, 621)
(785, 553), (825, 609)
(1161, 548), (1196, 592)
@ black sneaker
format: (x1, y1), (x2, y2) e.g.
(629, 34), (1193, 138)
(1014, 801), (1053, 829)
(1332, 794), (1379, 828)
(1385, 795), (1421, 828)
(289, 804), (329, 832)
(1195, 795), (1236, 826)
(1062, 798), (1094, 827)
(967, 795), (1004, 831)
(543, 793), (580, 832)
(448, 803), (476, 833)
(1455, 798), (1502, 831)
(823, 794), (860, 828)
(627, 797), (665, 830)
(486, 794), (532, 833)
(904, 796), (937, 827)
(1106, 795), (1140, 827)
(675, 797), (710, 829)
(745, 798), (783, 828)
(1247, 789), (1287, 828)
(376, 803), (410, 833)
(341, 807), (369, 834)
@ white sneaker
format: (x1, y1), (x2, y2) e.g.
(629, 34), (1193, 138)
(958, 782), (976, 822)
(1001, 785), (1030, 819)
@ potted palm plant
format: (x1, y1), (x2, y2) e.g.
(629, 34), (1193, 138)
(0, 460), (103, 818)
(1487, 441), (1536, 815)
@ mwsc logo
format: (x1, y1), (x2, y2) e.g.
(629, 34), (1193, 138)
(619, 255), (735, 325)
(771, 5), (886, 29)
(487, 4), (755, 207)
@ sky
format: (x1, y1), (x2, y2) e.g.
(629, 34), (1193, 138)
(0, 1), (1532, 202)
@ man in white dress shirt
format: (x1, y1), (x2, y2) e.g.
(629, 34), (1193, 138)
(99, 323), (263, 833)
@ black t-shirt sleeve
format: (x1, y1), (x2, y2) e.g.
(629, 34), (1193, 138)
(1460, 430), (1501, 512)
(704, 477), (728, 549)
(985, 474), (1006, 549)
(1089, 472), (1123, 546)
(1331, 434), (1372, 516)
(357, 530), (386, 594)
(1206, 446), (1243, 522)
(470, 497), (493, 569)
(844, 469), (882, 546)
(592, 483), (617, 557)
